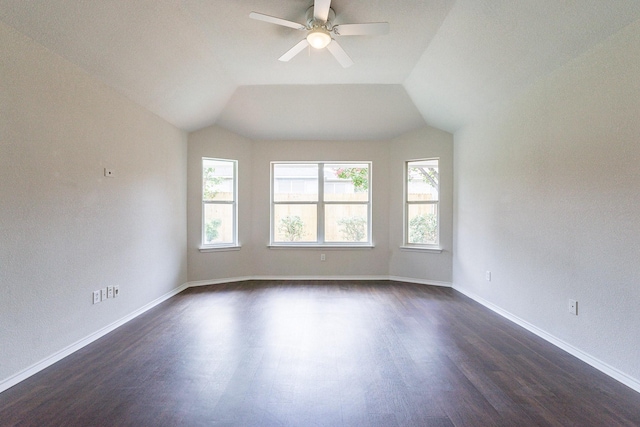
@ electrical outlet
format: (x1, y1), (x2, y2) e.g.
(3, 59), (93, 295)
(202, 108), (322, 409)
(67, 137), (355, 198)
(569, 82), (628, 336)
(93, 291), (101, 304)
(107, 286), (114, 299)
(113, 286), (119, 298)
(569, 299), (578, 315)
(101, 288), (107, 301)
(321, 253), (326, 261)
(485, 271), (491, 281)
(104, 168), (115, 177)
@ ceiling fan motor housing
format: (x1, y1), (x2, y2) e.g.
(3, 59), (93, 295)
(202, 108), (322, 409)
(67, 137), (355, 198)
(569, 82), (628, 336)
(306, 6), (336, 30)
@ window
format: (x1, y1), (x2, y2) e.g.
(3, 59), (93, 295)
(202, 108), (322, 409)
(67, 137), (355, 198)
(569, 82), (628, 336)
(271, 162), (371, 246)
(405, 159), (439, 247)
(202, 158), (237, 247)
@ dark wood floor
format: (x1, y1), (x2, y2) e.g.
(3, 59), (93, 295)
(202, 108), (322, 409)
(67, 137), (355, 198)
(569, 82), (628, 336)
(1, 281), (640, 426)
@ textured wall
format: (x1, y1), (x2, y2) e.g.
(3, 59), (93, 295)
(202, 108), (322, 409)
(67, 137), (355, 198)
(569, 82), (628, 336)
(0, 22), (187, 383)
(187, 126), (254, 281)
(249, 140), (391, 277)
(388, 127), (453, 284)
(453, 19), (640, 383)
(186, 126), (454, 282)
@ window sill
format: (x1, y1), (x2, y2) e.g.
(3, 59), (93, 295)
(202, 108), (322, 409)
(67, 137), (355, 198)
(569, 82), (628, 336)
(268, 244), (374, 250)
(399, 246), (443, 254)
(199, 245), (242, 253)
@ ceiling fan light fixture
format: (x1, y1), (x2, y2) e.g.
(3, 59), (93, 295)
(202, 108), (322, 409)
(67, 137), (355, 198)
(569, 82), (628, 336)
(250, 1), (389, 67)
(306, 28), (332, 49)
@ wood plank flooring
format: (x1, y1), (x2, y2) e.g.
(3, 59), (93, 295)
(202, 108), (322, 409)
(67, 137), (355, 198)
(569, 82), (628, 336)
(1, 280), (639, 426)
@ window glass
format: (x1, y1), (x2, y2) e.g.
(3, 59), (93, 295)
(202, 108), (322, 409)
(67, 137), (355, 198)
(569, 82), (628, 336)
(271, 162), (371, 246)
(325, 204), (369, 243)
(204, 204), (234, 245)
(407, 159), (438, 202)
(273, 164), (318, 202)
(203, 159), (234, 202)
(406, 159), (439, 247)
(407, 204), (438, 245)
(273, 205), (318, 242)
(324, 164), (369, 202)
(202, 158), (237, 247)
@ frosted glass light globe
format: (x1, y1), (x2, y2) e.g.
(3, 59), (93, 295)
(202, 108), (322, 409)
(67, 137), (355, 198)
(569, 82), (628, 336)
(307, 29), (331, 49)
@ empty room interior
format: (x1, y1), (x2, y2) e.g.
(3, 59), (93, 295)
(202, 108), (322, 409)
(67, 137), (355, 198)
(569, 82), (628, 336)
(2, 0), (640, 425)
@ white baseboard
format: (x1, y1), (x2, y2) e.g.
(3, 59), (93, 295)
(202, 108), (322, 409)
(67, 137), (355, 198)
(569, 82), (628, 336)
(0, 283), (189, 394)
(187, 277), (255, 287)
(187, 276), (389, 288)
(452, 284), (640, 394)
(250, 275), (390, 281)
(187, 275), (450, 287)
(388, 276), (452, 287)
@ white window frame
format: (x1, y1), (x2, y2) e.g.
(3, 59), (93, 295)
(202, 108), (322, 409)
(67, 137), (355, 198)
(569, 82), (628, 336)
(201, 157), (238, 251)
(403, 158), (440, 250)
(270, 161), (373, 247)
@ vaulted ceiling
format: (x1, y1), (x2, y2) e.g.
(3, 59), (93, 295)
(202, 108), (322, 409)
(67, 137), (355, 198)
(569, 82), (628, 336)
(2, 0), (640, 140)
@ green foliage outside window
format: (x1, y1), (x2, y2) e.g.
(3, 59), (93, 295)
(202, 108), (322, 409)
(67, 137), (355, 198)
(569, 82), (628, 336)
(409, 213), (438, 244)
(205, 218), (222, 243)
(278, 215), (305, 241)
(203, 167), (223, 200)
(337, 216), (367, 242)
(335, 167), (369, 192)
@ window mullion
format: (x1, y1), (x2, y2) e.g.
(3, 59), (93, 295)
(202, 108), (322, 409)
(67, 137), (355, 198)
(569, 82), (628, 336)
(406, 200), (438, 205)
(204, 201), (235, 205)
(273, 201), (318, 205)
(271, 161), (371, 246)
(318, 163), (325, 244)
(324, 201), (369, 205)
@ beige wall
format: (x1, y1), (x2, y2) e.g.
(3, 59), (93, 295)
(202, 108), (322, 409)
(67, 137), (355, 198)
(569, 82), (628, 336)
(389, 127), (454, 284)
(186, 126), (453, 282)
(187, 126), (254, 281)
(0, 22), (187, 384)
(453, 18), (640, 385)
(250, 140), (391, 277)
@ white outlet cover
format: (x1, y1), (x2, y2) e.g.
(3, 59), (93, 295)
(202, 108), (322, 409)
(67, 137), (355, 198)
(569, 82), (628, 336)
(93, 291), (100, 304)
(107, 286), (114, 298)
(114, 286), (119, 297)
(101, 288), (107, 301)
(104, 168), (115, 177)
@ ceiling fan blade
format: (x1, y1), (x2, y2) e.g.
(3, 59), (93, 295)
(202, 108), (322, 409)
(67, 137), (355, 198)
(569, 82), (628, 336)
(332, 22), (390, 36)
(313, 0), (332, 22)
(326, 40), (354, 68)
(279, 39), (310, 62)
(249, 12), (306, 30)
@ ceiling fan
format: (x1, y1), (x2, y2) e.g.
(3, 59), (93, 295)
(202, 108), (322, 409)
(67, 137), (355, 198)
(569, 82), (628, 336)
(249, 0), (389, 68)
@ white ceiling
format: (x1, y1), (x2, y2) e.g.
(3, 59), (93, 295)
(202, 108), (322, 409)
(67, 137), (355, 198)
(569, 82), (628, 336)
(2, 0), (640, 139)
